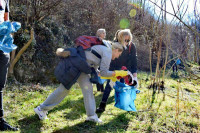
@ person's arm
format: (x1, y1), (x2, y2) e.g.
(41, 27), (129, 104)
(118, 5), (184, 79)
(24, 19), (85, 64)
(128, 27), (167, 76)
(129, 43), (138, 77)
(4, 0), (9, 21)
(128, 43), (138, 87)
(99, 48), (113, 77)
(133, 73), (137, 77)
(99, 48), (127, 77)
(4, 12), (9, 21)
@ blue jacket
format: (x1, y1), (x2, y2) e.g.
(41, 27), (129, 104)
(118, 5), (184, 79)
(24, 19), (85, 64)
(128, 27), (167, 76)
(54, 46), (91, 89)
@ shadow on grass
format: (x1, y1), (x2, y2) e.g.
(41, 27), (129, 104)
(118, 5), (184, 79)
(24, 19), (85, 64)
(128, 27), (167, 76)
(106, 95), (115, 105)
(18, 89), (116, 133)
(148, 92), (165, 132)
(96, 95), (115, 118)
(18, 115), (43, 133)
(47, 92), (114, 121)
(53, 112), (133, 133)
(17, 89), (132, 132)
(17, 93), (102, 133)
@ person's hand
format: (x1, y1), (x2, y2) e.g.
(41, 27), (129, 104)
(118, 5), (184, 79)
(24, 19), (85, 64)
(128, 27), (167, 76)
(114, 70), (128, 77)
(133, 77), (138, 88)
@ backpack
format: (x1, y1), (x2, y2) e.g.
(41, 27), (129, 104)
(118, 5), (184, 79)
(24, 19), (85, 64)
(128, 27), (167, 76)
(74, 35), (104, 49)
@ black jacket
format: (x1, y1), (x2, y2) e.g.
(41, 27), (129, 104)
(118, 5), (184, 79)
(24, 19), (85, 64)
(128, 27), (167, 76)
(110, 42), (137, 73)
(54, 46), (91, 89)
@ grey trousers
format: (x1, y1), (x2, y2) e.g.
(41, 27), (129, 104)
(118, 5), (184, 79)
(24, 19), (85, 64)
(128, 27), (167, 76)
(40, 73), (96, 117)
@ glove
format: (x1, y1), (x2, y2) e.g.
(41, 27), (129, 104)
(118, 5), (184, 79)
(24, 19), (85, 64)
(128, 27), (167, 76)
(132, 77), (138, 88)
(101, 76), (117, 82)
(114, 70), (128, 77)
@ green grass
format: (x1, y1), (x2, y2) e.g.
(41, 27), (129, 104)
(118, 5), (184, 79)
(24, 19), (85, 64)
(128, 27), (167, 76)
(2, 72), (200, 133)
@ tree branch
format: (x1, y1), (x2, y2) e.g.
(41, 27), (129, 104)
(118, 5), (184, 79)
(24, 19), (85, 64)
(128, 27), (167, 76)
(147, 0), (200, 38)
(9, 29), (34, 74)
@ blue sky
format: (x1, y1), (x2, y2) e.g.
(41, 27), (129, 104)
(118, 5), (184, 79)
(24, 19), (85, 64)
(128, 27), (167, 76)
(144, 0), (200, 24)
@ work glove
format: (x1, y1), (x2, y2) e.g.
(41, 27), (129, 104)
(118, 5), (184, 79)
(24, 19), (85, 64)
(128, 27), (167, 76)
(132, 77), (138, 88)
(101, 76), (118, 82)
(114, 70), (128, 77)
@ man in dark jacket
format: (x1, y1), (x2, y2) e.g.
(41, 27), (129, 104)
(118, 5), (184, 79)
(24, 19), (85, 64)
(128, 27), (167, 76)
(96, 42), (138, 113)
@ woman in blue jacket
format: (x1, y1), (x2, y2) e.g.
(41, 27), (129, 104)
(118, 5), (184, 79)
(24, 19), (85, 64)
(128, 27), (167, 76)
(34, 41), (129, 123)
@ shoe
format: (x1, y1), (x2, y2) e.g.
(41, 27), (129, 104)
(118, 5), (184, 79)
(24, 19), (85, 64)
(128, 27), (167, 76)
(34, 106), (48, 120)
(0, 119), (18, 131)
(86, 115), (102, 123)
(96, 102), (106, 113)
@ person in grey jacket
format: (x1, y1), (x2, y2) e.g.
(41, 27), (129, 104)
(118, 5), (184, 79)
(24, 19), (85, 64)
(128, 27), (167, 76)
(34, 41), (129, 123)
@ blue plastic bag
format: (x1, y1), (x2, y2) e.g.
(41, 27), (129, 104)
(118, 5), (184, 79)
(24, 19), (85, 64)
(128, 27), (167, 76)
(98, 77), (107, 84)
(176, 59), (181, 65)
(0, 21), (21, 53)
(113, 81), (140, 111)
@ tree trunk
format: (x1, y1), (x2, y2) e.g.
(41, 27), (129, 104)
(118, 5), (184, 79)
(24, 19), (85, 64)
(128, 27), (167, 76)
(9, 28), (34, 74)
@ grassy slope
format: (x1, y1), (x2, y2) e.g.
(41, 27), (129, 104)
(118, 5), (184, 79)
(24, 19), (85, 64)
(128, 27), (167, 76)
(2, 71), (200, 133)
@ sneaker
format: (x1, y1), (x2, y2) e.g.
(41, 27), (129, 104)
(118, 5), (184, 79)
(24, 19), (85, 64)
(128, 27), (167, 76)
(34, 106), (48, 120)
(0, 119), (18, 131)
(86, 115), (102, 123)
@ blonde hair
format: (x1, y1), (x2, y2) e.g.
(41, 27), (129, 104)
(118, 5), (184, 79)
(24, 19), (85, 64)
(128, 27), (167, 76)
(111, 41), (124, 52)
(96, 28), (106, 37)
(113, 29), (133, 47)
